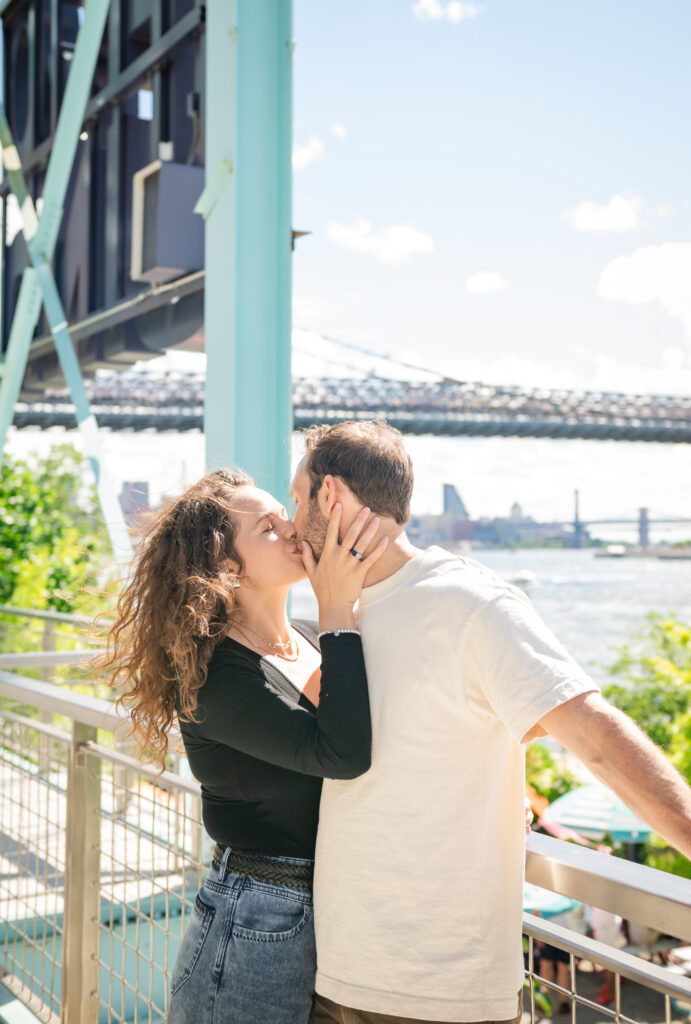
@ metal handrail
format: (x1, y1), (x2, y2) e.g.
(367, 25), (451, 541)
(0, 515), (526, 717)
(0, 705), (72, 742)
(0, 650), (105, 668)
(0, 604), (96, 626)
(0, 669), (121, 731)
(523, 913), (691, 1003)
(526, 832), (691, 942)
(84, 741), (201, 797)
(0, 670), (182, 741)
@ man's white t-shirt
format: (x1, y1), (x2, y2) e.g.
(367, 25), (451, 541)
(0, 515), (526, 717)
(314, 547), (598, 1022)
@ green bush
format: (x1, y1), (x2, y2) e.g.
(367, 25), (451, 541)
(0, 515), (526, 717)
(604, 614), (691, 780)
(605, 614), (691, 875)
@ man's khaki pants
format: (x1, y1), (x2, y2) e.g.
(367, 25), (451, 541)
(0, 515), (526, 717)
(312, 990), (524, 1024)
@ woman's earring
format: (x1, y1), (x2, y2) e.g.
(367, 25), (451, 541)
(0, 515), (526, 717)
(229, 574), (241, 589)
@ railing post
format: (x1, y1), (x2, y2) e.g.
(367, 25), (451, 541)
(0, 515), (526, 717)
(62, 724), (101, 1024)
(38, 619), (56, 773)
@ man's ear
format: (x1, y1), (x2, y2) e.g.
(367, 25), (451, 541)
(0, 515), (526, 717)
(320, 474), (341, 516)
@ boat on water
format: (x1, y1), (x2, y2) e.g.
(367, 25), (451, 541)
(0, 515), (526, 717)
(595, 544), (691, 560)
(595, 544), (626, 558)
(509, 569), (538, 590)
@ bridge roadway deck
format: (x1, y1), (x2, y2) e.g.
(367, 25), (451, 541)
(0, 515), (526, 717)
(11, 405), (691, 443)
(12, 373), (691, 443)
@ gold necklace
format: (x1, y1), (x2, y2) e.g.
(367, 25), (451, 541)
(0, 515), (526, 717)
(229, 619), (294, 649)
(230, 622), (300, 662)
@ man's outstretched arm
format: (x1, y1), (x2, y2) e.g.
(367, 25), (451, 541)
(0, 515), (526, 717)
(532, 690), (691, 860)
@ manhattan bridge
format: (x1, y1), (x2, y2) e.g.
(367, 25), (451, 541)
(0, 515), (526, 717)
(13, 363), (691, 444)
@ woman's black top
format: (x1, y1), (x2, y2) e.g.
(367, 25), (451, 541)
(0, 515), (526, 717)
(177, 621), (370, 859)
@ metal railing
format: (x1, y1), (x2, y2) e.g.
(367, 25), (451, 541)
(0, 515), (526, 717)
(0, 605), (102, 684)
(1, 666), (690, 1022)
(524, 835), (691, 1021)
(0, 668), (205, 1024)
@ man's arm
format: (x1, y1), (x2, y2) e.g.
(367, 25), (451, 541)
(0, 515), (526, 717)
(532, 691), (691, 860)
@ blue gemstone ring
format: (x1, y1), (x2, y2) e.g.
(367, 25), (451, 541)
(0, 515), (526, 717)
(350, 548), (364, 560)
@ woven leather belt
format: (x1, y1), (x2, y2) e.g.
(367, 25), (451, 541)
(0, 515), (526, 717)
(211, 843), (313, 888)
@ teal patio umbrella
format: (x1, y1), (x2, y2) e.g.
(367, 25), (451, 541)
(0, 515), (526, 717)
(523, 883), (579, 918)
(545, 782), (652, 843)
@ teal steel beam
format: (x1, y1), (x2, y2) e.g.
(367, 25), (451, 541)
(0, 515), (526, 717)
(0, 0), (132, 563)
(0, 0), (112, 442)
(202, 0), (293, 504)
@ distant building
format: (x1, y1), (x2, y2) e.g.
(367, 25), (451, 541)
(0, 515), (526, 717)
(120, 481), (150, 525)
(409, 488), (579, 549)
(408, 513), (473, 548)
(443, 484), (469, 518)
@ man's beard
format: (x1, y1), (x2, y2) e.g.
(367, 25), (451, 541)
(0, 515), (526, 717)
(302, 497), (329, 559)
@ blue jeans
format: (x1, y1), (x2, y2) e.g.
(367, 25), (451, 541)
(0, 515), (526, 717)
(168, 848), (316, 1024)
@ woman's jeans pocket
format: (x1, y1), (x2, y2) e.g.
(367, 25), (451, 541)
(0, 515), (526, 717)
(215, 882), (315, 1024)
(169, 891), (216, 997)
(167, 859), (316, 1024)
(231, 882), (311, 942)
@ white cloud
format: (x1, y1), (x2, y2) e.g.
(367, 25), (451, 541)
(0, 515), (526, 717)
(588, 351), (691, 395)
(292, 327), (419, 380)
(562, 194), (642, 234)
(325, 217), (434, 266)
(292, 135), (324, 171)
(293, 292), (363, 328)
(661, 345), (686, 367)
(331, 122), (347, 140)
(437, 350), (691, 395)
(464, 271), (508, 295)
(655, 202), (677, 219)
(598, 243), (691, 336)
(413, 0), (480, 21)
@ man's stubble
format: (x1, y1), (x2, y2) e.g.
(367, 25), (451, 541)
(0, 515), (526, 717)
(301, 497), (329, 560)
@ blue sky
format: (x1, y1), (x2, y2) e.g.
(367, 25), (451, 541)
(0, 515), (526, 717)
(291, 0), (691, 393)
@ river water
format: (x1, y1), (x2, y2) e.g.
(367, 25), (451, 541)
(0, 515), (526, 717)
(292, 547), (691, 687)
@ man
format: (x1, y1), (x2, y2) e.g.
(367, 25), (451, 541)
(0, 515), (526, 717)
(291, 419), (691, 1024)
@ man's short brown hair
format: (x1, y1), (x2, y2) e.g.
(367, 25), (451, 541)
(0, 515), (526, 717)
(302, 419), (414, 525)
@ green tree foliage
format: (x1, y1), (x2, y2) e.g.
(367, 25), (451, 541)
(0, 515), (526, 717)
(604, 614), (691, 776)
(526, 740), (580, 804)
(604, 614), (691, 876)
(0, 445), (112, 613)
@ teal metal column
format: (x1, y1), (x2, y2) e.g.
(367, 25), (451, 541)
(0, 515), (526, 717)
(201, 0), (293, 503)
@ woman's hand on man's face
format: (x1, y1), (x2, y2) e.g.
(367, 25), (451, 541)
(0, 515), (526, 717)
(302, 504), (388, 624)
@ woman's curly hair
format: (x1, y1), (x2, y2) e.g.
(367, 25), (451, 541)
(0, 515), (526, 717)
(97, 469), (253, 770)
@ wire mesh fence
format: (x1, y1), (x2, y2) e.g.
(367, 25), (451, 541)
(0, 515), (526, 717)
(0, 677), (204, 1024)
(0, 709), (70, 1023)
(522, 914), (691, 1023)
(86, 744), (205, 1024)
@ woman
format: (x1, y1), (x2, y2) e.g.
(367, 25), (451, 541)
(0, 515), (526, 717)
(99, 469), (387, 1024)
